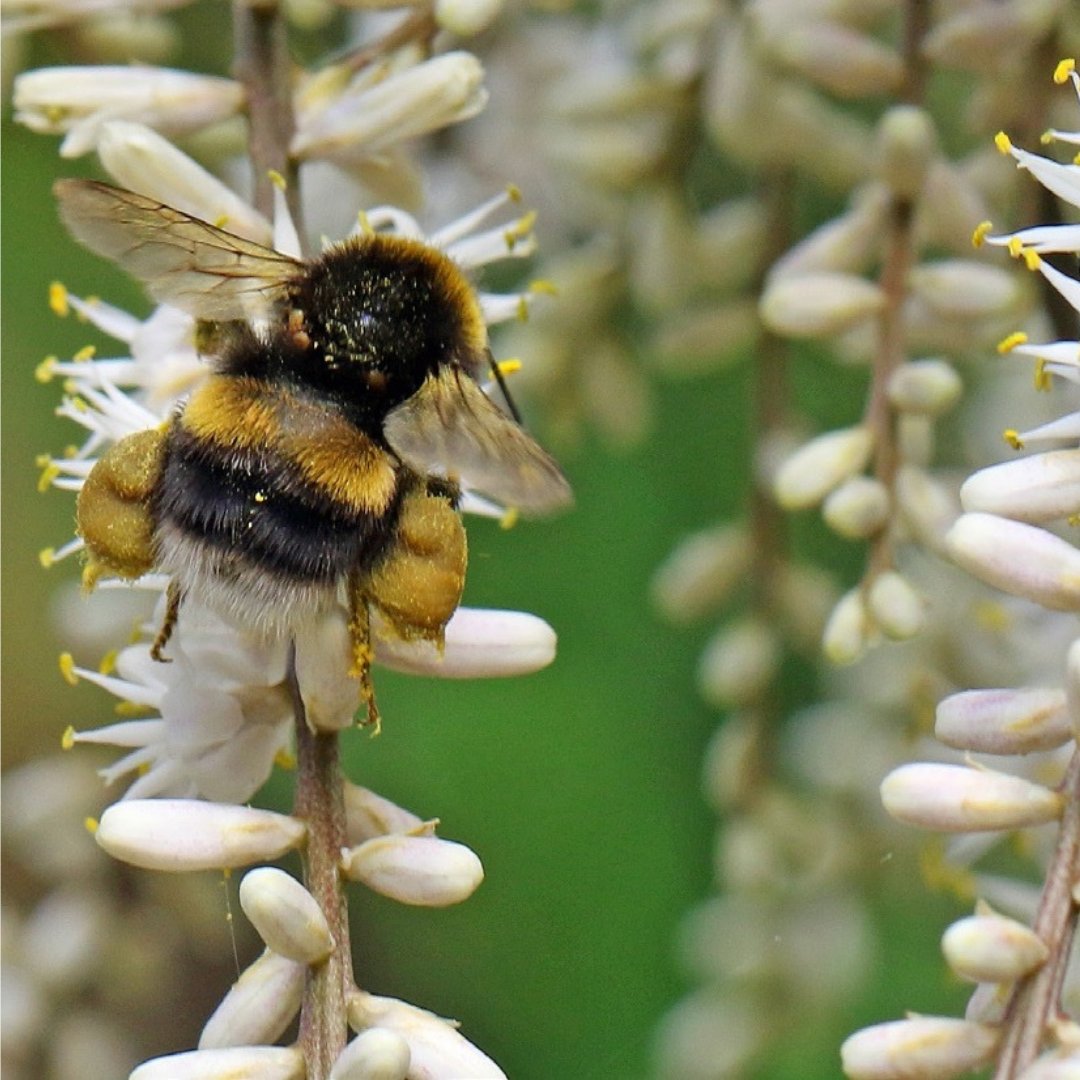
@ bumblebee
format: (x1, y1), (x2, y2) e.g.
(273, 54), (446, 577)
(56, 180), (570, 709)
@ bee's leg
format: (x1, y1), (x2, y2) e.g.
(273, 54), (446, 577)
(346, 571), (380, 733)
(150, 580), (183, 662)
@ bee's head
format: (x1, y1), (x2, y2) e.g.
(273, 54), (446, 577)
(296, 235), (487, 410)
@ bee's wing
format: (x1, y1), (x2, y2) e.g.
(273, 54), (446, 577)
(55, 179), (302, 322)
(384, 367), (572, 516)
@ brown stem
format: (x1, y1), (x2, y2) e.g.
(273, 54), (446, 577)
(232, 0), (305, 241)
(290, 651), (353, 1080)
(992, 749), (1080, 1079)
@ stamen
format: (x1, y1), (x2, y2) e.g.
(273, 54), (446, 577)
(49, 281), (70, 318)
(971, 221), (992, 248)
(997, 331), (1028, 353)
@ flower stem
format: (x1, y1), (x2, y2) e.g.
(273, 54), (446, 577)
(290, 648), (353, 1080)
(993, 749), (1080, 1078)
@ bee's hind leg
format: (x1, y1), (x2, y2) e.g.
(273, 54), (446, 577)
(346, 571), (380, 733)
(150, 580), (183, 662)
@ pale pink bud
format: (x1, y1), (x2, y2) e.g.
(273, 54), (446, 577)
(697, 618), (780, 709)
(887, 360), (963, 416)
(823, 588), (873, 665)
(96, 800), (305, 871)
(330, 1028), (411, 1080)
(774, 426), (875, 510)
(343, 783), (426, 844)
(760, 273), (885, 338)
(947, 513), (1080, 612)
(909, 261), (1025, 320)
(434, 0), (503, 36)
(651, 525), (752, 623)
(960, 451), (1080, 524)
(841, 1017), (1000, 1079)
(348, 991), (506, 1078)
(129, 1045), (304, 1080)
(867, 571), (926, 641)
(935, 688), (1071, 755)
(942, 913), (1048, 983)
(198, 950), (305, 1050)
(239, 868), (332, 964)
(881, 763), (1064, 832)
(341, 835), (483, 906)
(823, 476), (890, 539)
(877, 106), (937, 200)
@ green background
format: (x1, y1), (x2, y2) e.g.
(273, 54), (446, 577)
(2, 13), (971, 1077)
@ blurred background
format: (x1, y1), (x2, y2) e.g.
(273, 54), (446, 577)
(5, 1), (1047, 1076)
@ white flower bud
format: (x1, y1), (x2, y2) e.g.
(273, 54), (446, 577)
(923, 6), (1045, 70)
(130, 1045), (305, 1080)
(760, 272), (885, 338)
(697, 618), (779, 709)
(295, 609), (363, 732)
(198, 949), (305, 1050)
(21, 887), (109, 994)
(767, 23), (903, 99)
(877, 105), (937, 200)
(895, 465), (958, 549)
(916, 160), (993, 255)
(96, 121), (271, 244)
(1019, 1050), (1080, 1079)
(960, 451), (1080, 524)
(651, 525), (752, 623)
(695, 199), (769, 292)
(348, 991), (506, 1078)
(330, 1028), (410, 1080)
(909, 260), (1025, 320)
(650, 299), (759, 375)
(343, 783), (426, 844)
(881, 763), (1064, 832)
(13, 65), (243, 157)
(96, 800), (305, 871)
(823, 588), (873, 666)
(1067, 639), (1080, 738)
(823, 476), (890, 539)
(654, 993), (765, 1079)
(841, 1017), (1000, 1079)
(942, 913), (1048, 983)
(293, 52), (487, 162)
(947, 513), (1080, 613)
(375, 607), (557, 678)
(774, 426), (875, 510)
(239, 868), (332, 965)
(897, 413), (934, 468)
(867, 571), (925, 641)
(434, 0), (502, 37)
(341, 835), (483, 906)
(887, 360), (963, 415)
(935, 688), (1071, 755)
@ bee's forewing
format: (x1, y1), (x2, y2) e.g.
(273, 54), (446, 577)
(55, 179), (302, 322)
(384, 367), (572, 516)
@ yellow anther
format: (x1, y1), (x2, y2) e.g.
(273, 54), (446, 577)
(49, 281), (70, 317)
(274, 747), (297, 770)
(69, 396), (89, 412)
(84, 817), (99, 834)
(99, 649), (118, 676)
(497, 358), (522, 377)
(1034, 358), (1052, 392)
(1007, 236), (1024, 257)
(1053, 58), (1076, 84)
(1074, 151), (1080, 167)
(116, 701), (147, 717)
(63, 445), (78, 458)
(1040, 130), (1055, 146)
(504, 210), (537, 249)
(59, 652), (79, 686)
(516, 297), (530, 322)
(528, 278), (559, 296)
(499, 506), (520, 530)
(971, 221), (993, 248)
(45, 104), (67, 124)
(213, 214), (230, 229)
(73, 344), (96, 362)
(356, 210), (374, 235)
(1068, 513), (1080, 528)
(61, 725), (76, 750)
(506, 183), (522, 202)
(974, 598), (1011, 633)
(997, 331), (1027, 353)
(994, 130), (1013, 154)
(1022, 248), (1042, 271)
(37, 462), (60, 494)
(39, 547), (56, 569)
(1003, 428), (1024, 450)
(268, 169), (287, 191)
(36, 356), (58, 383)
(35, 452), (51, 468)
(919, 842), (976, 901)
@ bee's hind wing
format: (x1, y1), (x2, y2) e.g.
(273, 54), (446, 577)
(55, 179), (302, 322)
(384, 367), (572, 516)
